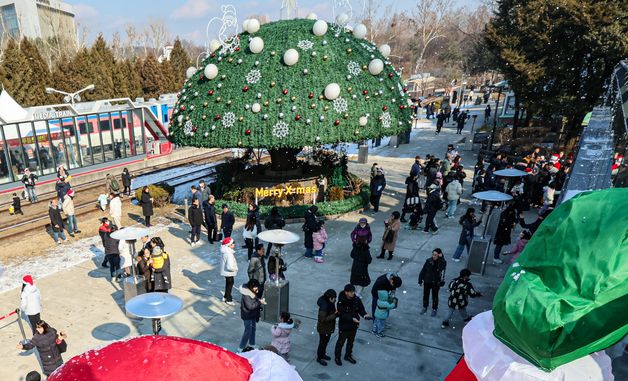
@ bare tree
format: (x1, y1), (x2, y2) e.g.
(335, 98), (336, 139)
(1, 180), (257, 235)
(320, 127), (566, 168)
(147, 20), (170, 56)
(125, 25), (138, 58)
(410, 0), (453, 75)
(76, 21), (90, 50)
(111, 31), (124, 60)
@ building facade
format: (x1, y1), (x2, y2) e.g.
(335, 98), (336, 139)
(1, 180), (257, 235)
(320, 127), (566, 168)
(0, 0), (76, 46)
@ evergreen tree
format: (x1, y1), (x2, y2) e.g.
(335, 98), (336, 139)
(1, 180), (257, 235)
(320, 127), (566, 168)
(20, 38), (52, 105)
(111, 61), (130, 98)
(486, 0), (628, 135)
(123, 59), (143, 100)
(169, 38), (191, 89)
(51, 49), (93, 101)
(159, 60), (178, 94)
(139, 56), (163, 99)
(2, 40), (34, 106)
(89, 34), (116, 100)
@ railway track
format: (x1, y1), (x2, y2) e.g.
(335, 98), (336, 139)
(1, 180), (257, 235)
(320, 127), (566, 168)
(0, 149), (232, 241)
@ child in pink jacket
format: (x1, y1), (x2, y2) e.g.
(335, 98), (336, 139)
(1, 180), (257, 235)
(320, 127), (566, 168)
(271, 311), (294, 360)
(507, 230), (531, 263)
(312, 220), (328, 263)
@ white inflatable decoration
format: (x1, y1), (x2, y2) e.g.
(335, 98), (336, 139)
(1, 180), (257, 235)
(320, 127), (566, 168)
(239, 349), (303, 381)
(185, 66), (197, 79)
(249, 37), (264, 53)
(204, 64), (219, 80)
(368, 59), (384, 75)
(353, 24), (367, 39)
(379, 44), (391, 58)
(306, 13), (318, 20)
(251, 103), (261, 113)
(462, 312), (614, 381)
(283, 49), (299, 66)
(247, 18), (260, 34)
(312, 20), (328, 36)
(324, 83), (341, 100)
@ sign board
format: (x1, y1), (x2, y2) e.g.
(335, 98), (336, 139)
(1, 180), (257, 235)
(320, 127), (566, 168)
(33, 110), (73, 120)
(255, 185), (317, 199)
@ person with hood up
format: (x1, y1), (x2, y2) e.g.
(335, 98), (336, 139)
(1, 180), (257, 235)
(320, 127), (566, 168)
(350, 236), (372, 295)
(334, 284), (371, 366)
(303, 205), (319, 257)
(369, 168), (386, 212)
(271, 311), (294, 360)
(62, 189), (80, 236)
(17, 321), (66, 376)
(316, 289), (338, 366)
(188, 198), (203, 246)
(350, 218), (372, 246)
(372, 289), (398, 337)
(20, 275), (41, 334)
(418, 248), (447, 316)
(220, 237), (238, 305)
(238, 279), (266, 351)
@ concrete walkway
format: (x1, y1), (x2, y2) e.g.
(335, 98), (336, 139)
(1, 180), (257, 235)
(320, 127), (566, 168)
(2, 111), (623, 380)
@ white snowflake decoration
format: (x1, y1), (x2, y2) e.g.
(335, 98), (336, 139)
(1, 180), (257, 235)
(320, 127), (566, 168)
(222, 112), (236, 128)
(297, 40), (314, 50)
(381, 112), (392, 128)
(183, 120), (194, 136)
(360, 42), (376, 53)
(333, 97), (348, 113)
(272, 121), (290, 139)
(246, 69), (262, 84)
(347, 61), (361, 76)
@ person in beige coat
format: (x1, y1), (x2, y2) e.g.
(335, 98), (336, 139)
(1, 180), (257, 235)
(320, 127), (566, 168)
(378, 211), (401, 260)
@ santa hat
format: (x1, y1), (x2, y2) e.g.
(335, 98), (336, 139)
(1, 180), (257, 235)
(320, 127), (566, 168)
(525, 168), (532, 173)
(22, 275), (34, 286)
(67, 189), (75, 198)
(550, 154), (560, 162)
(222, 237), (234, 246)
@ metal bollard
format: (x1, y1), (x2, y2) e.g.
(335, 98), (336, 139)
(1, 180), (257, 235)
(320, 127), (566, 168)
(15, 309), (28, 343)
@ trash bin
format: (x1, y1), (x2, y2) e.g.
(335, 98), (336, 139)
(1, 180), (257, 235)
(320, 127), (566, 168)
(123, 275), (146, 318)
(262, 279), (290, 324)
(357, 145), (368, 163)
(467, 237), (491, 275)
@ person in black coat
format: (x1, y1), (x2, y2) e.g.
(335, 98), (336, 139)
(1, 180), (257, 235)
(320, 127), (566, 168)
(519, 208), (552, 236)
(369, 169), (386, 212)
(418, 248), (447, 316)
(238, 279), (266, 350)
(188, 198), (203, 246)
(48, 199), (67, 244)
(203, 195), (218, 243)
(220, 204), (235, 238)
(452, 208), (482, 261)
(136, 248), (153, 292)
(121, 168), (132, 196)
(247, 203), (263, 246)
(370, 272), (402, 317)
(492, 202), (518, 263)
(18, 321), (66, 376)
(316, 289), (338, 366)
(334, 284), (370, 366)
(350, 237), (372, 295)
(303, 205), (319, 257)
(264, 206), (285, 256)
(400, 175), (420, 222)
(456, 111), (468, 134)
(140, 186), (154, 227)
(103, 225), (121, 280)
(423, 184), (443, 234)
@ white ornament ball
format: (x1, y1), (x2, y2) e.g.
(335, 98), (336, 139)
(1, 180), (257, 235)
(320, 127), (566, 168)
(319, 115), (325, 121)
(291, 106), (297, 112)
(368, 59), (384, 75)
(303, 69), (309, 75)
(242, 19), (250, 32)
(379, 44), (391, 58)
(185, 66), (197, 79)
(283, 49), (299, 66)
(177, 115), (183, 123)
(279, 112), (285, 119)
(324, 83), (341, 100)
(209, 40), (221, 52)
(247, 18), (260, 34)
(313, 20), (328, 36)
(204, 64), (218, 80)
(263, 114), (269, 120)
(306, 13), (318, 20)
(353, 24), (367, 39)
(249, 37), (264, 53)
(335, 13), (349, 26)
(359, 116), (368, 126)
(252, 103), (261, 113)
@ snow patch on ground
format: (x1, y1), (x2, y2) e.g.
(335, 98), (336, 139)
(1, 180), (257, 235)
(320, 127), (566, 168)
(0, 223), (176, 293)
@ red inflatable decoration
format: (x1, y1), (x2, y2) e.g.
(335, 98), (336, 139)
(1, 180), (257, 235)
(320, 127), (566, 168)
(445, 357), (478, 381)
(48, 336), (253, 381)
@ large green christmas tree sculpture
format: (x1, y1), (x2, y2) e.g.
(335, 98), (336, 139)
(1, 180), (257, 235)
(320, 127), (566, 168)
(168, 18), (412, 170)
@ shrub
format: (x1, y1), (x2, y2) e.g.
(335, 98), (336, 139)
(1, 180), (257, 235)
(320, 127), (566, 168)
(135, 184), (174, 207)
(328, 186), (345, 201)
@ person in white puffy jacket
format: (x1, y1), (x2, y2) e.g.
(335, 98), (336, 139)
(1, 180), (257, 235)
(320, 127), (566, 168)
(220, 237), (238, 306)
(20, 275), (41, 334)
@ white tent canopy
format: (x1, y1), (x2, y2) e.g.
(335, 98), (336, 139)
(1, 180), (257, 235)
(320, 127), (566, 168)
(0, 90), (28, 123)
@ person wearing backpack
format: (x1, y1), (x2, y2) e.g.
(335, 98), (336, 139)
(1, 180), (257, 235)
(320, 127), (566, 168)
(105, 173), (120, 194)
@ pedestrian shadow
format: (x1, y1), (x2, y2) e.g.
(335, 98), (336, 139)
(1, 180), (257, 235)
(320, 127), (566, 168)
(181, 268), (229, 321)
(91, 322), (131, 341)
(126, 213), (144, 224)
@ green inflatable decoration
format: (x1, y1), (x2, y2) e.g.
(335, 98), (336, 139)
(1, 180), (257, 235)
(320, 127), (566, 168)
(492, 188), (628, 371)
(168, 19), (411, 150)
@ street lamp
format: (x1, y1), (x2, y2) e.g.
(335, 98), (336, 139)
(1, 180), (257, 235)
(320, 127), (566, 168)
(488, 81), (509, 151)
(45, 84), (95, 105)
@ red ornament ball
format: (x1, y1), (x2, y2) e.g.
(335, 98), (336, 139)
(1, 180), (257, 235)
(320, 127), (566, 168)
(388, 73), (394, 78)
(295, 115), (301, 121)
(245, 129), (251, 135)
(403, 87), (408, 92)
(283, 89), (289, 95)
(211, 53), (216, 58)
(243, 86), (249, 92)
(334, 119), (341, 126)
(308, 92), (314, 99)
(192, 126), (198, 132)
(214, 114), (221, 120)
(363, 90), (369, 95)
(383, 106), (389, 111)
(235, 46), (241, 52)
(208, 90), (214, 96)
(199, 74), (204, 80)
(179, 105), (185, 111)
(399, 105), (405, 110)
